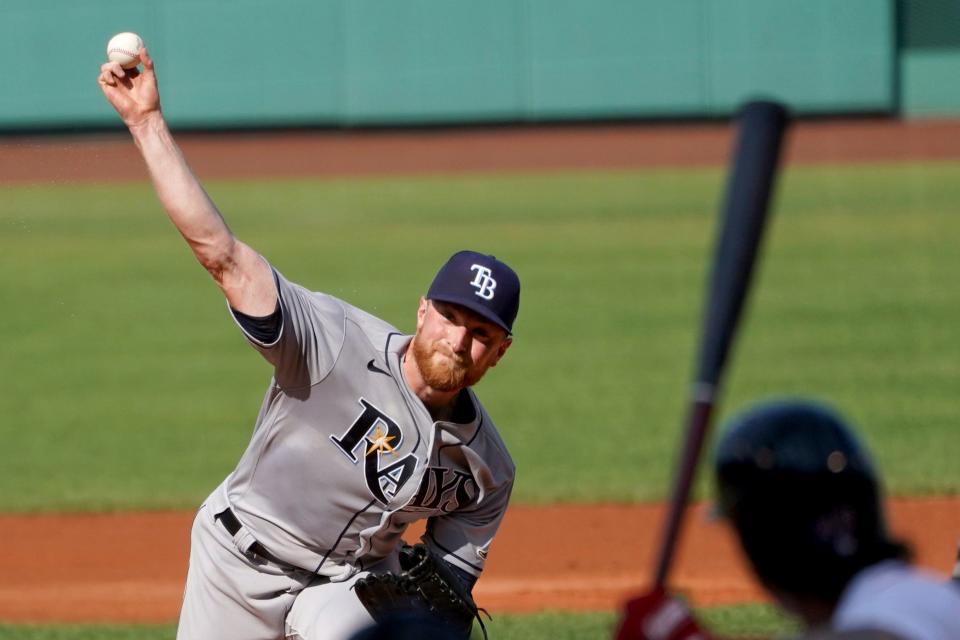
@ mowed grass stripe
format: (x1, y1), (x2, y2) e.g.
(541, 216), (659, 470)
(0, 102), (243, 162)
(0, 603), (795, 638)
(1, 164), (957, 511)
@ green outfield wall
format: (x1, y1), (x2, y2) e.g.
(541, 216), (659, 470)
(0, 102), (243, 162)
(899, 0), (960, 116)
(0, 0), (954, 130)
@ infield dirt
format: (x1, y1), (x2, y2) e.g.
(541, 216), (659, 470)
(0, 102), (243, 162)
(1, 498), (958, 622)
(3, 117), (960, 185)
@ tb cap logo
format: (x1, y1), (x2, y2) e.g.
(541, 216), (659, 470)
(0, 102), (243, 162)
(427, 250), (521, 334)
(469, 264), (497, 300)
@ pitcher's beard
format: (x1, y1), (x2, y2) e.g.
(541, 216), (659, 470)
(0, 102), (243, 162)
(411, 333), (474, 392)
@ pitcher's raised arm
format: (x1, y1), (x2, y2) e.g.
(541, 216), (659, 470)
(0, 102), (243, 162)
(97, 45), (275, 316)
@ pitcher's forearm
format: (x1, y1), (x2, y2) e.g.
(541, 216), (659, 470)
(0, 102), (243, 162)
(99, 50), (276, 316)
(127, 113), (276, 315)
(130, 113), (235, 270)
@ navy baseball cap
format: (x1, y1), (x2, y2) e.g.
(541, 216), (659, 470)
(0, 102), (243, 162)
(427, 250), (520, 334)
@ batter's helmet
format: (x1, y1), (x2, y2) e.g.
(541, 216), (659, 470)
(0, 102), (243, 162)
(713, 399), (907, 602)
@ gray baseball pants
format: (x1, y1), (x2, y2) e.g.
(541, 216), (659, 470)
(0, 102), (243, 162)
(176, 501), (394, 640)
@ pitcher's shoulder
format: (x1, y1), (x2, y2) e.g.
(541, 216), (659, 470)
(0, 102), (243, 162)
(346, 302), (402, 341)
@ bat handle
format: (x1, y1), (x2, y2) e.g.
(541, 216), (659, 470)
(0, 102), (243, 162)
(653, 385), (716, 588)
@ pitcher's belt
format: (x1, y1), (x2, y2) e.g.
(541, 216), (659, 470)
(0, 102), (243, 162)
(215, 507), (290, 568)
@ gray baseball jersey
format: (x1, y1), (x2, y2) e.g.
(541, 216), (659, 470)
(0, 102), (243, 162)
(213, 266), (515, 581)
(831, 560), (960, 637)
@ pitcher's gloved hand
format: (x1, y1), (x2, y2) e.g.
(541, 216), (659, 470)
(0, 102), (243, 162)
(353, 543), (487, 639)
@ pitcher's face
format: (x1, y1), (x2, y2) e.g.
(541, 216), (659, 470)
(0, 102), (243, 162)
(411, 299), (512, 392)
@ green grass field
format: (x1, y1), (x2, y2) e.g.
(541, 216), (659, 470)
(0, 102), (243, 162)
(0, 603), (796, 639)
(2, 163), (958, 510)
(1, 162), (958, 637)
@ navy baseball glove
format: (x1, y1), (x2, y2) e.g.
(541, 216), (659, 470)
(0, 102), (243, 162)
(353, 543), (488, 639)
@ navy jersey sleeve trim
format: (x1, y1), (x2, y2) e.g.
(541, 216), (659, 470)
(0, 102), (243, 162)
(231, 300), (282, 344)
(228, 268), (285, 348)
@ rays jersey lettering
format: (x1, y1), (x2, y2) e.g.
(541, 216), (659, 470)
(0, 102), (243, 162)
(407, 467), (477, 513)
(330, 399), (418, 505)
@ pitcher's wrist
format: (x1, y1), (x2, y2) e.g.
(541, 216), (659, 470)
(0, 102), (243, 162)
(129, 111), (166, 140)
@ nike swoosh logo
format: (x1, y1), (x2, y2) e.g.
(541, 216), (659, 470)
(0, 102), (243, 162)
(367, 359), (391, 376)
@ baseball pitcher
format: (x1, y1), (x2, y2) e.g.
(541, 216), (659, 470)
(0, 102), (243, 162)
(99, 47), (518, 640)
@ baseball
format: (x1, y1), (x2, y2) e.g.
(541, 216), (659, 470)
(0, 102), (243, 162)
(106, 32), (143, 69)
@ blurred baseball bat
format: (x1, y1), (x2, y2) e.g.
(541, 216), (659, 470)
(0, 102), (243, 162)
(653, 100), (789, 587)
